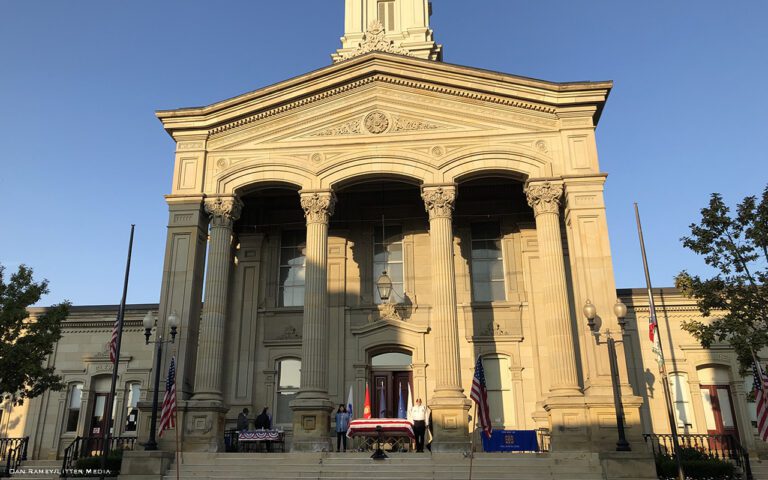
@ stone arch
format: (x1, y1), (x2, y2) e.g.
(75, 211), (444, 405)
(216, 163), (315, 194)
(318, 154), (438, 189)
(440, 149), (553, 183)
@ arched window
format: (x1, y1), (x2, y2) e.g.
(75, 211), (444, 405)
(275, 359), (301, 425)
(482, 356), (515, 428)
(124, 383), (141, 432)
(65, 383), (84, 433)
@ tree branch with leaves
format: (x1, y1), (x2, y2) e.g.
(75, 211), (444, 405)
(0, 264), (70, 405)
(675, 186), (768, 370)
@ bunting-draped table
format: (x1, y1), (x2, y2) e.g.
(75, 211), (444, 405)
(346, 419), (415, 439)
(237, 429), (285, 452)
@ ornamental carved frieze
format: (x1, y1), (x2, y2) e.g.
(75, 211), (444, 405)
(524, 182), (563, 217)
(204, 196), (243, 226)
(334, 21), (412, 62)
(421, 185), (457, 220)
(312, 120), (362, 137)
(300, 191), (336, 224)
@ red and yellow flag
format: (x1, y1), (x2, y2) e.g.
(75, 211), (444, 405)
(363, 383), (371, 419)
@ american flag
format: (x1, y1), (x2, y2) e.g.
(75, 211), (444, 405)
(158, 356), (177, 438)
(108, 315), (119, 364)
(470, 355), (492, 438)
(752, 361), (768, 442)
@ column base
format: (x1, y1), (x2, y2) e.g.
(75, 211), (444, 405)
(428, 395), (471, 452)
(599, 451), (658, 480)
(544, 396), (590, 451)
(119, 450), (174, 480)
(289, 397), (334, 452)
(179, 400), (229, 452)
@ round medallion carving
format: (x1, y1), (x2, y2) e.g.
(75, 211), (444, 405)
(431, 146), (445, 157)
(216, 158), (230, 170)
(311, 153), (324, 163)
(364, 111), (389, 134)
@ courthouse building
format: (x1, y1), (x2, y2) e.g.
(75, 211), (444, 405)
(4, 0), (765, 477)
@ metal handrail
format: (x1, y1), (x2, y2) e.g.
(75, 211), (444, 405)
(0, 437), (29, 478)
(60, 436), (136, 478)
(643, 432), (753, 480)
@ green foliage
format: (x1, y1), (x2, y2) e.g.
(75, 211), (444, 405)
(676, 186), (768, 370)
(655, 447), (737, 479)
(0, 264), (70, 405)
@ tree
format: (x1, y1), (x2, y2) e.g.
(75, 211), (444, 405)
(675, 185), (768, 370)
(0, 264), (70, 405)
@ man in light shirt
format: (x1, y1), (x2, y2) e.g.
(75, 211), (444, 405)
(409, 398), (429, 452)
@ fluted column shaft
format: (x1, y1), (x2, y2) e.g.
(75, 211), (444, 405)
(193, 196), (243, 401)
(422, 185), (463, 396)
(298, 190), (336, 397)
(525, 181), (580, 395)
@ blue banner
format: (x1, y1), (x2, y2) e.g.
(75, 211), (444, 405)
(480, 430), (539, 452)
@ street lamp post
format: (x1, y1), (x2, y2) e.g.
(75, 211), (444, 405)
(583, 299), (631, 452)
(142, 311), (178, 451)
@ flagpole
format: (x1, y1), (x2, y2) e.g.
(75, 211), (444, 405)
(634, 204), (685, 480)
(468, 403), (477, 480)
(101, 224), (136, 479)
(174, 355), (181, 480)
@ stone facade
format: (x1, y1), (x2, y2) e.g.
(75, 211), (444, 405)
(5, 0), (766, 474)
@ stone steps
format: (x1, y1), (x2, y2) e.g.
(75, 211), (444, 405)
(164, 452), (605, 480)
(751, 459), (768, 480)
(8, 460), (62, 479)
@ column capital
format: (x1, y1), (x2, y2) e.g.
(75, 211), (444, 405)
(204, 196), (243, 224)
(299, 190), (336, 224)
(524, 181), (563, 217)
(421, 184), (457, 220)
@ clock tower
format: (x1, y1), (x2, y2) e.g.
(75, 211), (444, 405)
(333, 0), (442, 62)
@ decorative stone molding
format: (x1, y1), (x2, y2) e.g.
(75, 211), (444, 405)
(204, 196), (243, 224)
(391, 116), (440, 133)
(277, 326), (301, 340)
(524, 181), (563, 217)
(312, 120), (362, 137)
(334, 21), (412, 62)
(364, 111), (390, 134)
(421, 185), (457, 220)
(208, 75), (557, 138)
(378, 302), (403, 322)
(300, 191), (336, 224)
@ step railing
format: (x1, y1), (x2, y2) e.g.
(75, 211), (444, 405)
(60, 436), (136, 478)
(0, 437), (29, 478)
(643, 433), (753, 480)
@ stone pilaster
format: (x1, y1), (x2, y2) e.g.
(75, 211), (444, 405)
(185, 195), (242, 452)
(525, 180), (586, 450)
(291, 190), (336, 452)
(421, 184), (470, 452)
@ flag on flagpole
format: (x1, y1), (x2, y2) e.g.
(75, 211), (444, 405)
(378, 383), (387, 418)
(363, 383), (371, 419)
(407, 382), (413, 419)
(347, 384), (354, 419)
(752, 361), (768, 442)
(397, 383), (406, 419)
(108, 315), (119, 364)
(158, 356), (177, 438)
(470, 355), (492, 438)
(649, 313), (665, 370)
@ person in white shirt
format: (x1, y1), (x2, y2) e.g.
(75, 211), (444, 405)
(409, 398), (429, 452)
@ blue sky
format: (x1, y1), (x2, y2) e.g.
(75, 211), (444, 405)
(1, 1), (766, 306)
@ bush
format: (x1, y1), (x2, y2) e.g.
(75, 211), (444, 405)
(73, 449), (123, 476)
(655, 447), (737, 480)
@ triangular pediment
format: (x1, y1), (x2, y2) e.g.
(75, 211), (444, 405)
(157, 53), (611, 143)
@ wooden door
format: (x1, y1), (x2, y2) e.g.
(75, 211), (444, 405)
(372, 371), (413, 418)
(700, 385), (739, 451)
(87, 393), (109, 453)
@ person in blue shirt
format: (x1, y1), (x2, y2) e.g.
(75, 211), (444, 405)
(335, 404), (351, 452)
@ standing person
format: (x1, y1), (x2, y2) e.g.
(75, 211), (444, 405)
(237, 408), (250, 432)
(410, 398), (429, 452)
(255, 407), (271, 429)
(335, 404), (350, 452)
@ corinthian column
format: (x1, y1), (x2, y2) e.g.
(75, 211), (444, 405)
(421, 184), (469, 452)
(297, 190), (336, 397)
(291, 189), (336, 451)
(525, 181), (581, 395)
(192, 195), (243, 401)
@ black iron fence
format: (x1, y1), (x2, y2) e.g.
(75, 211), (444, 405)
(0, 437), (29, 477)
(60, 436), (136, 478)
(643, 433), (752, 480)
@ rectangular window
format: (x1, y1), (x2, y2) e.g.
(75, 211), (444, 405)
(378, 0), (395, 31)
(278, 230), (306, 307)
(374, 225), (404, 304)
(470, 222), (506, 302)
(668, 373), (694, 431)
(483, 356), (515, 428)
(65, 384), (83, 432)
(276, 359), (301, 425)
(124, 383), (140, 432)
